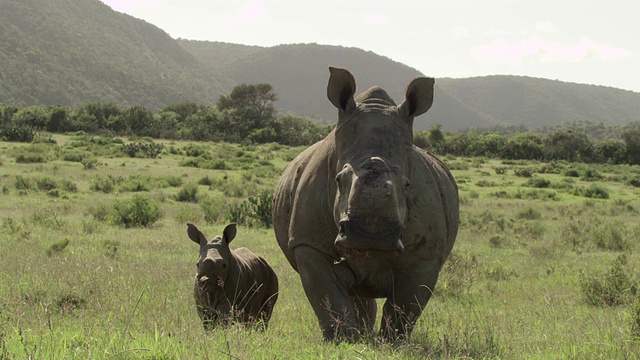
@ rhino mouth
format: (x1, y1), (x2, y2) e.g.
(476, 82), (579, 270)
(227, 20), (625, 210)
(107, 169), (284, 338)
(335, 220), (404, 253)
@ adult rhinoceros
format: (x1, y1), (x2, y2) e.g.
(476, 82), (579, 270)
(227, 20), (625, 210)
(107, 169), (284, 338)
(273, 67), (459, 342)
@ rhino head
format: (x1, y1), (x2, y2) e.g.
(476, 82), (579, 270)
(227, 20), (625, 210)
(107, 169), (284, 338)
(327, 67), (435, 254)
(188, 223), (237, 292)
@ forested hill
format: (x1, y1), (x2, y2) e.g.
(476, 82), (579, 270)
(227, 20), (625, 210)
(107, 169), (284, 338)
(1, 0), (639, 131)
(178, 41), (494, 130)
(437, 76), (640, 129)
(0, 0), (227, 110)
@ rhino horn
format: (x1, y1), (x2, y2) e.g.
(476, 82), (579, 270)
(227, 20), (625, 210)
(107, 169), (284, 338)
(327, 66), (356, 113)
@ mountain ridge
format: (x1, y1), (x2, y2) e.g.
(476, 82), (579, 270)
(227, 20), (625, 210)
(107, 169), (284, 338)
(0, 0), (638, 131)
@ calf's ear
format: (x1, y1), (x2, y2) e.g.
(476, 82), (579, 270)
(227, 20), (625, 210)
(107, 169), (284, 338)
(187, 223), (207, 246)
(223, 223), (237, 244)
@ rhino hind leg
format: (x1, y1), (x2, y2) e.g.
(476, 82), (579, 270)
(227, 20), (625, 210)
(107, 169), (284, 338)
(294, 245), (360, 341)
(380, 259), (441, 341)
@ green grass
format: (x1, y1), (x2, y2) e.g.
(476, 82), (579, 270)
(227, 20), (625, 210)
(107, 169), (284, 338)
(1, 133), (639, 358)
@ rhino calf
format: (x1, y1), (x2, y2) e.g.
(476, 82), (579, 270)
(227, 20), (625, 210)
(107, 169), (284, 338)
(187, 223), (278, 330)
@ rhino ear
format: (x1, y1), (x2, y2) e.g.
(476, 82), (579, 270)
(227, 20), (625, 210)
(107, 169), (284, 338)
(187, 223), (207, 246)
(327, 67), (356, 113)
(398, 77), (435, 121)
(222, 223), (237, 244)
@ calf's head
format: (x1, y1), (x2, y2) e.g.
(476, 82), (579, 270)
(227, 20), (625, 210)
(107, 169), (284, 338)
(327, 67), (435, 254)
(187, 223), (237, 290)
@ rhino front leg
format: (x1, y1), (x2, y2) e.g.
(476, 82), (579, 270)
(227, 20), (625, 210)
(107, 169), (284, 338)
(380, 259), (441, 341)
(294, 245), (358, 341)
(350, 295), (376, 336)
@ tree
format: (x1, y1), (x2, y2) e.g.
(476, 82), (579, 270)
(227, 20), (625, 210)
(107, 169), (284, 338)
(544, 130), (592, 162)
(621, 128), (640, 165)
(125, 106), (154, 137)
(217, 84), (278, 139)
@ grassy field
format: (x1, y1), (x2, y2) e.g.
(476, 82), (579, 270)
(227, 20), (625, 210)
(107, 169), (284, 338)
(1, 133), (639, 359)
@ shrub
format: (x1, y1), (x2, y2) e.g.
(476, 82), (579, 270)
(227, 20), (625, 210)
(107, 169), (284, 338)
(493, 166), (508, 175)
(581, 169), (603, 181)
(81, 157), (100, 170)
(514, 168), (533, 177)
(626, 176), (640, 188)
(632, 297), (640, 339)
(580, 184), (610, 199)
(122, 142), (164, 158)
(121, 178), (151, 192)
(46, 239), (70, 257)
(227, 201), (252, 226)
(0, 123), (34, 142)
(198, 175), (213, 186)
(14, 175), (33, 190)
(517, 207), (542, 220)
(248, 190), (274, 228)
(200, 194), (227, 224)
(437, 251), (479, 297)
(91, 177), (116, 193)
(563, 169), (580, 177)
(175, 183), (199, 202)
(36, 176), (58, 191)
(524, 177), (550, 188)
(16, 153), (47, 163)
(159, 175), (183, 187)
(111, 195), (162, 228)
(580, 255), (635, 307)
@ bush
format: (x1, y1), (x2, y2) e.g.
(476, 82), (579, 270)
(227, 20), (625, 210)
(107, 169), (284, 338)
(581, 169), (603, 181)
(580, 184), (610, 199)
(91, 177), (116, 193)
(580, 255), (636, 307)
(524, 177), (550, 188)
(159, 175), (183, 187)
(14, 175), (33, 190)
(175, 183), (199, 202)
(16, 153), (47, 163)
(248, 190), (273, 228)
(493, 166), (508, 175)
(111, 195), (162, 228)
(36, 176), (58, 191)
(0, 123), (34, 142)
(563, 169), (580, 177)
(514, 168), (533, 177)
(200, 194), (227, 224)
(81, 157), (100, 170)
(626, 176), (640, 188)
(122, 142), (164, 158)
(517, 207), (542, 220)
(227, 201), (252, 226)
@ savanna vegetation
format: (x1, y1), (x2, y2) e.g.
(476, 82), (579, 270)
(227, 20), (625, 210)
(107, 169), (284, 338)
(1, 128), (639, 359)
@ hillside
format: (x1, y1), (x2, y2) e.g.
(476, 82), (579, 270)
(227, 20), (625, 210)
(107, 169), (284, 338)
(0, 0), (227, 110)
(438, 76), (640, 129)
(0, 0), (639, 130)
(179, 41), (495, 130)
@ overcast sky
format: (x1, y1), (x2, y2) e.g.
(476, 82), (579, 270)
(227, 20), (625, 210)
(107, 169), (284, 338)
(100, 0), (639, 92)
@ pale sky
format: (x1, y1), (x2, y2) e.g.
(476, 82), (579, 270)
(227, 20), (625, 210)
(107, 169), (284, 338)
(100, 0), (639, 92)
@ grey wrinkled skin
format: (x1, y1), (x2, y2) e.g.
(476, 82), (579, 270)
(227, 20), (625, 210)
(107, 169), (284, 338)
(272, 67), (459, 342)
(187, 223), (278, 330)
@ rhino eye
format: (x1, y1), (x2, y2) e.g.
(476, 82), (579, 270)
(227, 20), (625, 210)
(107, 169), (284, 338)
(335, 175), (341, 185)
